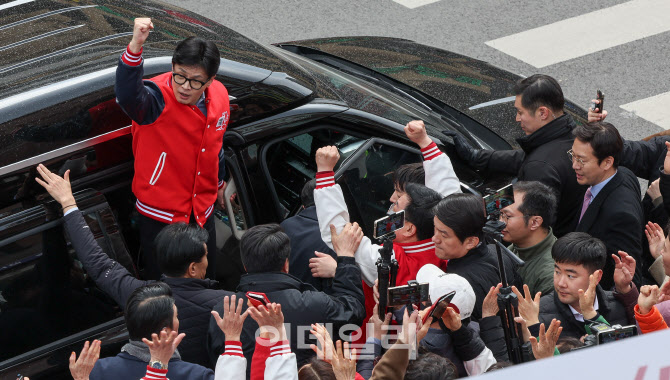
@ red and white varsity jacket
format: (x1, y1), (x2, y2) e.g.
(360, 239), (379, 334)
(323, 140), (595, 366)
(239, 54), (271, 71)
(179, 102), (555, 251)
(131, 71), (230, 227)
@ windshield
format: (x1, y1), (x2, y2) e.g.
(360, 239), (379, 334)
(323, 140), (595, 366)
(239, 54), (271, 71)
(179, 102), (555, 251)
(269, 46), (460, 134)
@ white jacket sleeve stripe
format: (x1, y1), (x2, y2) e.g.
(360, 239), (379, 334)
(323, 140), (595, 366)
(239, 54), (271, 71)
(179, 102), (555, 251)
(264, 353), (298, 380)
(215, 354), (247, 380)
(423, 146), (462, 196)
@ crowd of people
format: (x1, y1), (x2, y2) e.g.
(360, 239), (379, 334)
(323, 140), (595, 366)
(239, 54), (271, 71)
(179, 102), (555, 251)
(31, 17), (670, 380)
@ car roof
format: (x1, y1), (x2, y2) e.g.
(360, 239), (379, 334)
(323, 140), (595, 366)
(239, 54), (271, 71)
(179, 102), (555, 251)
(0, 0), (316, 100)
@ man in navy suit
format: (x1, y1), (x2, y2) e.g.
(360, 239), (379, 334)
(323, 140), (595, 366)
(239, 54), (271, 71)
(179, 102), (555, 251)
(570, 122), (644, 288)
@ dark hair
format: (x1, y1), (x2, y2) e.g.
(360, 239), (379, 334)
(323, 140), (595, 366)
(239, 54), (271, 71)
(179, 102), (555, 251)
(404, 183), (443, 240)
(301, 179), (317, 208)
(393, 163), (425, 192)
(556, 337), (584, 353)
(155, 223), (209, 277)
(172, 37), (220, 78)
(486, 361), (513, 372)
(404, 350), (458, 380)
(124, 283), (175, 341)
(551, 232), (607, 273)
(433, 193), (486, 242)
(514, 181), (558, 230)
(240, 224), (291, 273)
(572, 122), (623, 167)
(298, 357), (336, 380)
(513, 74), (564, 113)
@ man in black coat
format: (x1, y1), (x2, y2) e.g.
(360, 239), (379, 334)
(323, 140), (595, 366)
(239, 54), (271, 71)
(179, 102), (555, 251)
(517, 233), (638, 340)
(445, 74), (586, 237)
(280, 179), (337, 291)
(206, 223), (366, 375)
(431, 193), (523, 320)
(35, 164), (231, 369)
(570, 122), (644, 288)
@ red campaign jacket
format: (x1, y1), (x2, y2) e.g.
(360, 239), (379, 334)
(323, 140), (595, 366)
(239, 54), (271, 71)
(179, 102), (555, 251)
(131, 72), (230, 227)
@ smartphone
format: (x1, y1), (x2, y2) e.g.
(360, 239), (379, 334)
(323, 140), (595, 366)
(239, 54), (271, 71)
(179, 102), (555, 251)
(246, 291), (269, 308)
(387, 281), (430, 307)
(422, 291), (456, 324)
(591, 90), (604, 113)
(373, 210), (405, 239)
(483, 184), (514, 217)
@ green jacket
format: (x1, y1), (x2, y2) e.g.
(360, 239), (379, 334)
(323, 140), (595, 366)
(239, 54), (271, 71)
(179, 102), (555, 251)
(509, 229), (556, 296)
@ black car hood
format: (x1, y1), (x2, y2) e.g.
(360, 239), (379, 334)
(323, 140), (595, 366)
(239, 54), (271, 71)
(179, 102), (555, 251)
(276, 36), (589, 148)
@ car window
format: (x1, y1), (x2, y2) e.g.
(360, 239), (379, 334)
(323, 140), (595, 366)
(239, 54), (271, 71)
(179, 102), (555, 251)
(336, 139), (422, 237)
(264, 129), (365, 219)
(0, 191), (128, 362)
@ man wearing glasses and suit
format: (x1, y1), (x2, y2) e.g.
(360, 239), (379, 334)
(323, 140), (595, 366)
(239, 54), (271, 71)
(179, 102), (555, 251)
(116, 18), (230, 280)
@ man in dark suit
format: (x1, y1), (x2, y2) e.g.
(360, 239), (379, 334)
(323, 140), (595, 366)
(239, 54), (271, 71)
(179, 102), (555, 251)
(570, 122), (644, 288)
(281, 179), (337, 291)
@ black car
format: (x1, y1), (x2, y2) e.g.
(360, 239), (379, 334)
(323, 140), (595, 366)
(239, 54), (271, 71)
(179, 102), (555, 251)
(0, 0), (588, 378)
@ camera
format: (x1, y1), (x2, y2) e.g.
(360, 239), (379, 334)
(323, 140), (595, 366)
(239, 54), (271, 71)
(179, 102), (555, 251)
(577, 323), (637, 349)
(387, 280), (430, 308)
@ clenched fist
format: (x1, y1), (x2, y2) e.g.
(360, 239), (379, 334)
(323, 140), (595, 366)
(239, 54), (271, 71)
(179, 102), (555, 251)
(315, 146), (340, 172)
(129, 18), (154, 53)
(404, 120), (433, 149)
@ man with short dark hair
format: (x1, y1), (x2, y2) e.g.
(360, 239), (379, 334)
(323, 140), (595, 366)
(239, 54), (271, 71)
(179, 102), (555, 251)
(570, 122), (644, 288)
(500, 181), (558, 296)
(116, 18), (230, 280)
(517, 233), (638, 340)
(90, 283), (214, 379)
(35, 164), (232, 368)
(280, 179), (337, 291)
(432, 193), (523, 320)
(445, 74), (586, 237)
(206, 223), (366, 373)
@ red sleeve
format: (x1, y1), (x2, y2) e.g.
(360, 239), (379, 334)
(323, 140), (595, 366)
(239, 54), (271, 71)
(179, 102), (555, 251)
(316, 171), (336, 189)
(223, 340), (244, 357)
(122, 44), (143, 66)
(141, 365), (167, 380)
(421, 142), (442, 161)
(250, 337), (271, 380)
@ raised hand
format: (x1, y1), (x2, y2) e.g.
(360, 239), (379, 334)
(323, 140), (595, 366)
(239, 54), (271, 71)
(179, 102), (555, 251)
(511, 284), (541, 325)
(529, 319), (562, 360)
(69, 340), (101, 380)
(331, 340), (357, 380)
(142, 330), (185, 367)
(315, 146), (340, 173)
(404, 120), (433, 149)
(645, 222), (665, 260)
(659, 280), (670, 303)
(587, 98), (607, 122)
(613, 251), (635, 294)
(330, 222), (364, 257)
(35, 164), (76, 208)
(130, 17), (154, 53)
(647, 178), (661, 201)
(440, 307), (462, 332)
(211, 295), (248, 341)
(370, 303), (392, 340)
(482, 283), (502, 318)
(310, 323), (335, 363)
(578, 273), (600, 320)
(638, 285), (662, 315)
(248, 303), (286, 343)
(309, 251), (338, 278)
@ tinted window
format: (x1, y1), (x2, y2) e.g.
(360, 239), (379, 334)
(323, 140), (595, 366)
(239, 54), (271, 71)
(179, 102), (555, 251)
(337, 140), (422, 237)
(265, 129), (364, 219)
(0, 192), (130, 362)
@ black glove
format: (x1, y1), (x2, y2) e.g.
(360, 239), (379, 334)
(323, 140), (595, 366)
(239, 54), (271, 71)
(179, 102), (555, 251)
(441, 130), (482, 164)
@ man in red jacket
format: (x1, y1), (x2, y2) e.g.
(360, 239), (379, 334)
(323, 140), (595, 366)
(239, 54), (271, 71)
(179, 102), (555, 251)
(116, 18), (230, 279)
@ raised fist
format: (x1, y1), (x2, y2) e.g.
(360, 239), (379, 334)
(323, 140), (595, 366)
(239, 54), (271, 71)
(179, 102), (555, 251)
(129, 18), (154, 53)
(315, 146), (340, 173)
(404, 120), (432, 149)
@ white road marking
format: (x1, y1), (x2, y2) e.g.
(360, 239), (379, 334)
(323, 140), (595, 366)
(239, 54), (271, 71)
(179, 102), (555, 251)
(392, 0), (441, 9)
(620, 92), (670, 130)
(0, 0), (35, 11)
(485, 0), (670, 68)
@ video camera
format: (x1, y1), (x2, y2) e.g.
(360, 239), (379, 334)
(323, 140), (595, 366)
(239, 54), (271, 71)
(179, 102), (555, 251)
(579, 323), (638, 348)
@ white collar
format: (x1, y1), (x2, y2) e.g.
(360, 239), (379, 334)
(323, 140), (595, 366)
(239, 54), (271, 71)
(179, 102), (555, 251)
(568, 297), (600, 323)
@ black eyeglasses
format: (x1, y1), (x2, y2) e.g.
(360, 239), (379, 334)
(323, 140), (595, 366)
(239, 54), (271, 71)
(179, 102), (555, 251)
(172, 73), (209, 90)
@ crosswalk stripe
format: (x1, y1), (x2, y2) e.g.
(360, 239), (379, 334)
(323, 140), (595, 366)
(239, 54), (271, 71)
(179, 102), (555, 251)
(620, 92), (670, 130)
(392, 0), (441, 9)
(485, 0), (670, 68)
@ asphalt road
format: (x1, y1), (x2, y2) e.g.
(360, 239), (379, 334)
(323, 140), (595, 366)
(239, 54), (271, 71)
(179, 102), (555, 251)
(164, 0), (669, 140)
